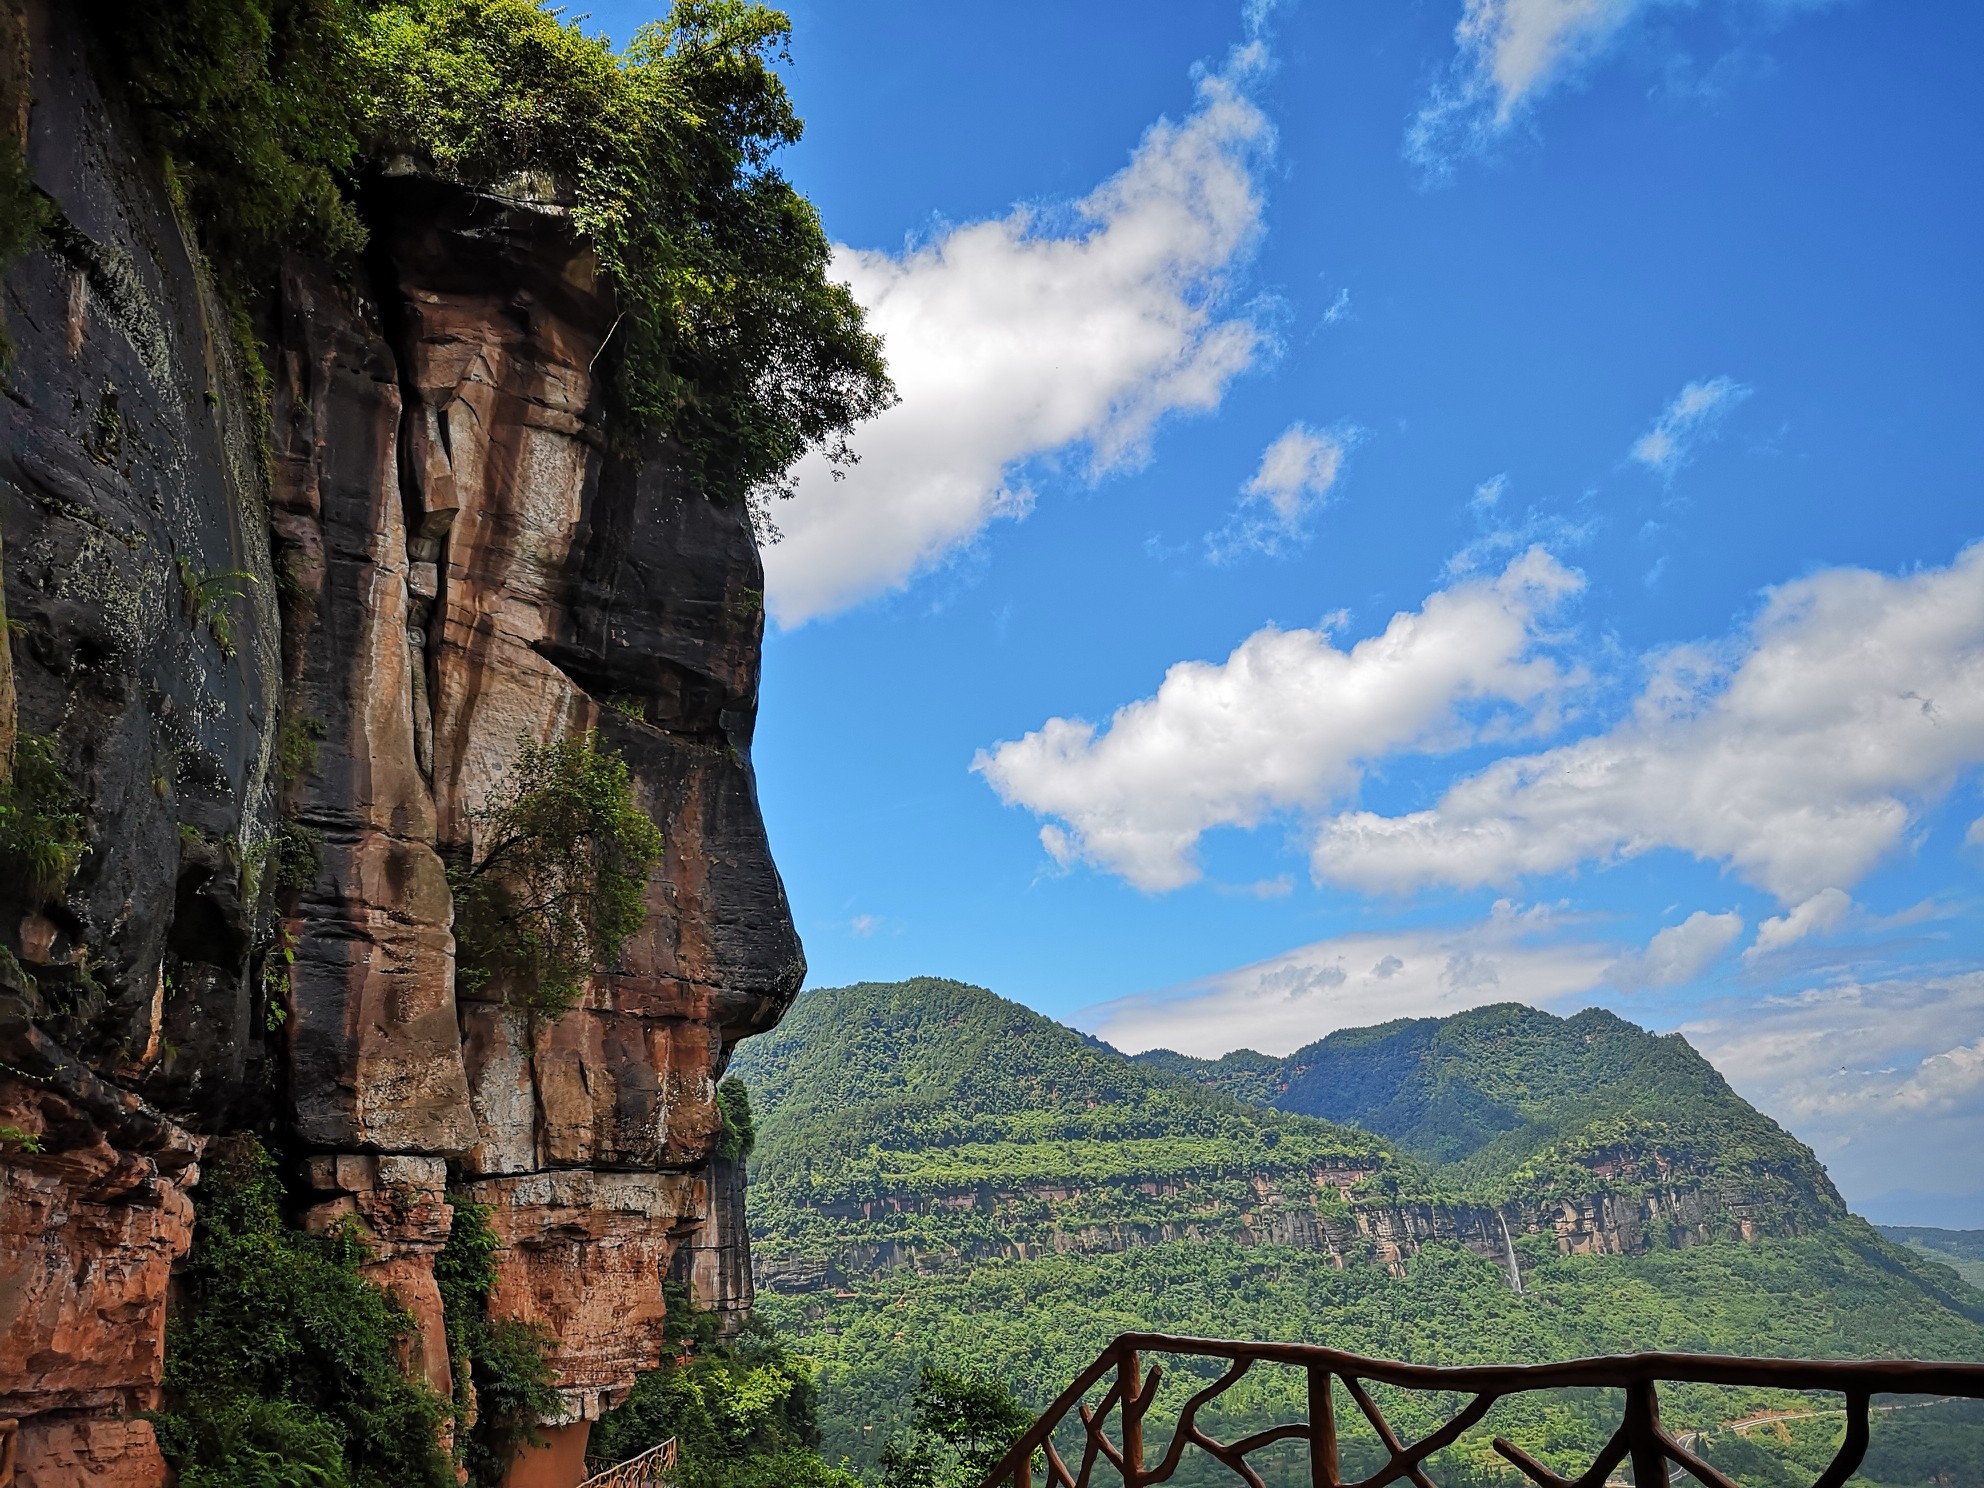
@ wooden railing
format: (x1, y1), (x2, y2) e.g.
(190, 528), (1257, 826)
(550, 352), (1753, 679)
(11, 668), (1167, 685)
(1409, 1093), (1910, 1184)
(975, 1334), (1984, 1488)
(578, 1436), (677, 1488)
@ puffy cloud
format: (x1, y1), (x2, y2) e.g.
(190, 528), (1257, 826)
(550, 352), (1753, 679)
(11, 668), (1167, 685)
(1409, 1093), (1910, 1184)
(1745, 887), (1852, 962)
(1895, 1037), (1984, 1112)
(1079, 901), (1611, 1056)
(761, 50), (1272, 625)
(974, 548), (1584, 892)
(1607, 909), (1743, 989)
(1313, 544), (1984, 905)
(1629, 375), (1752, 476)
(1208, 423), (1356, 559)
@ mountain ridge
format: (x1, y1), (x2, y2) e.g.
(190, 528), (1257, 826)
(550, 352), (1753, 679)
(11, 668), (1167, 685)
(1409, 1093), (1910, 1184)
(1131, 1001), (1834, 1193)
(736, 980), (1846, 1296)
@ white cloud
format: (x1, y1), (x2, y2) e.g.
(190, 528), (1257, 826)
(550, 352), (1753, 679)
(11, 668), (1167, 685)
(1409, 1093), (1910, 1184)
(1607, 909), (1743, 989)
(1629, 375), (1753, 476)
(1208, 423), (1356, 559)
(1314, 543), (1984, 906)
(1678, 971), (1984, 1212)
(1967, 815), (1984, 847)
(849, 914), (880, 937)
(1685, 974), (1984, 1123)
(1895, 1036), (1984, 1112)
(1410, 0), (1655, 171)
(761, 49), (1272, 625)
(1745, 887), (1852, 961)
(974, 548), (1584, 892)
(1407, 2), (1838, 176)
(1080, 901), (1611, 1056)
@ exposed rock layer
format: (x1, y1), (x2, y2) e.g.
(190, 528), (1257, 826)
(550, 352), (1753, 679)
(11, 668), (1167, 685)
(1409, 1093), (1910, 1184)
(0, 3), (800, 1477)
(753, 1170), (1817, 1295)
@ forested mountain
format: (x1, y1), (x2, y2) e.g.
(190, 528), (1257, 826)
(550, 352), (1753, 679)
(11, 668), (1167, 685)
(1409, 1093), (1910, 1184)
(733, 980), (1984, 1486)
(1136, 1002), (1824, 1187)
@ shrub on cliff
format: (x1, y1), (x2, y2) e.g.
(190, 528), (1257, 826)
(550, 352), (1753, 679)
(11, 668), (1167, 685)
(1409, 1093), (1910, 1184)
(717, 1074), (756, 1162)
(152, 1135), (455, 1488)
(448, 731), (663, 1017)
(0, 733), (88, 905)
(92, 0), (891, 504)
(434, 1193), (563, 1488)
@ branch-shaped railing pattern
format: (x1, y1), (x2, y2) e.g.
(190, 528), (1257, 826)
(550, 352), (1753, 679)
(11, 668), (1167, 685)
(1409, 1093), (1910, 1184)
(975, 1335), (1984, 1488)
(578, 1435), (677, 1488)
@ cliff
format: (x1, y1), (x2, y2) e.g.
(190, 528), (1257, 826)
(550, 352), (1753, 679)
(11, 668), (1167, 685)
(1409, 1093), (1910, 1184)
(0, 4), (804, 1481)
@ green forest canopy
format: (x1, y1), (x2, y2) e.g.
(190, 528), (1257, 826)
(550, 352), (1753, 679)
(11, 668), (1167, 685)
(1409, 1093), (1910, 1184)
(92, 0), (891, 497)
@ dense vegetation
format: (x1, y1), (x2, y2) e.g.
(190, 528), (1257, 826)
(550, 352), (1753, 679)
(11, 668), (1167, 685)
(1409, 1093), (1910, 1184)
(588, 1290), (857, 1487)
(734, 978), (1404, 1281)
(733, 981), (1844, 1288)
(1878, 1226), (1984, 1289)
(91, 0), (890, 498)
(761, 1231), (1984, 1486)
(876, 1367), (1030, 1488)
(1139, 1002), (1844, 1210)
(735, 980), (1984, 1486)
(151, 1137), (455, 1488)
(448, 732), (662, 1017)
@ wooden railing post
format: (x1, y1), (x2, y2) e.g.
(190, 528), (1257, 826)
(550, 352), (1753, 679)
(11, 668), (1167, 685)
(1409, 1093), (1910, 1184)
(969, 1333), (1984, 1488)
(1120, 1343), (1144, 1485)
(1625, 1380), (1668, 1488)
(1309, 1368), (1339, 1488)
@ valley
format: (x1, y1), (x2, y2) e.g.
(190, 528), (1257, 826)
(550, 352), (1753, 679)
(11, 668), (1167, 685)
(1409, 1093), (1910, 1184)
(733, 979), (1984, 1484)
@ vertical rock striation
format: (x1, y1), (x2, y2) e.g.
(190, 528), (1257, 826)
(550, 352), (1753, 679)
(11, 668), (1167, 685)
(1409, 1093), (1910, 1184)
(669, 1147), (756, 1340)
(0, 3), (804, 1478)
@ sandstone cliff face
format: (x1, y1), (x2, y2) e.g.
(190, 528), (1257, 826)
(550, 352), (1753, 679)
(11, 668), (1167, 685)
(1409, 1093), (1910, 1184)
(669, 1151), (756, 1340)
(0, 4), (800, 1480)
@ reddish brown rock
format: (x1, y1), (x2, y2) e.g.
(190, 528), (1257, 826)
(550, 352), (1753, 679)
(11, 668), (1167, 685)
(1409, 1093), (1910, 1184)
(0, 1074), (196, 1488)
(13, 1417), (169, 1488)
(301, 1154), (459, 1401)
(465, 1169), (707, 1421)
(1, 3), (802, 1470)
(271, 255), (478, 1158)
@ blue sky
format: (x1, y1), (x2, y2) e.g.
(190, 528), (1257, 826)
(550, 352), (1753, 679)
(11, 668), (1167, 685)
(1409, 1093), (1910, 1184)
(589, 1), (1984, 1225)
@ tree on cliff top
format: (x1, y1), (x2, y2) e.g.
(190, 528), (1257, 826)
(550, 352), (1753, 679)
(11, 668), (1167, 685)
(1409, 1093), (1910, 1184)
(93, 0), (892, 504)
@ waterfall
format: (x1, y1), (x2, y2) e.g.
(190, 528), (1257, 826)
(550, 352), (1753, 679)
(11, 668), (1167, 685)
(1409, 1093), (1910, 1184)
(1498, 1211), (1525, 1296)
